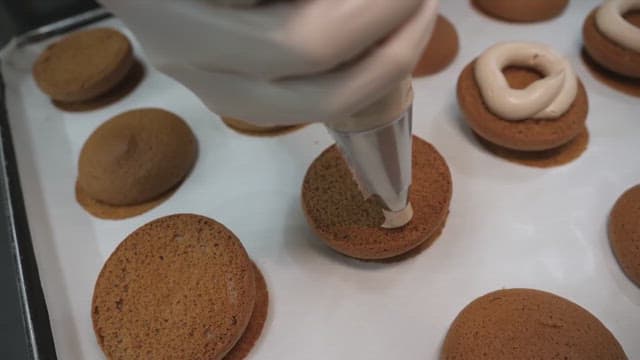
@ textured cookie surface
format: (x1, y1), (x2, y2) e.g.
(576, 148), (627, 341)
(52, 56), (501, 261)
(33, 28), (133, 102)
(413, 15), (459, 77)
(53, 60), (145, 112)
(583, 8), (640, 79)
(442, 288), (627, 359)
(609, 184), (640, 288)
(457, 62), (588, 151)
(473, 0), (569, 22)
(78, 108), (197, 206)
(302, 136), (452, 260)
(92, 214), (256, 360)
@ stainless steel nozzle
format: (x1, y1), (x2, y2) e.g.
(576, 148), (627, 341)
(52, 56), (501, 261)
(326, 105), (413, 228)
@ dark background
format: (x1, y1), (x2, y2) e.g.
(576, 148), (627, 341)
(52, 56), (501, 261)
(0, 1), (97, 359)
(0, 0), (98, 41)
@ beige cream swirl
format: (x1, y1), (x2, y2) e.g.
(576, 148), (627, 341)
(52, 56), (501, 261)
(474, 42), (578, 121)
(596, 0), (640, 53)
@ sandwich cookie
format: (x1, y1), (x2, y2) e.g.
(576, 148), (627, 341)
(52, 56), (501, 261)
(302, 136), (452, 261)
(472, 129), (589, 168)
(457, 42), (589, 166)
(33, 28), (142, 109)
(442, 288), (627, 359)
(77, 108), (197, 219)
(583, 0), (640, 97)
(92, 214), (268, 360)
(608, 184), (640, 288)
(413, 15), (459, 77)
(472, 0), (569, 22)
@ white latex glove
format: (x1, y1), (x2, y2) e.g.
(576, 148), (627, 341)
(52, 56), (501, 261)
(99, 0), (439, 126)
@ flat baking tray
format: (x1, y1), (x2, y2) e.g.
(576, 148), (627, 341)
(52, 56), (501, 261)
(1, 1), (639, 359)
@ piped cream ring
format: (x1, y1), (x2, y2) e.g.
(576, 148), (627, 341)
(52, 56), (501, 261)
(596, 0), (640, 53)
(474, 42), (577, 121)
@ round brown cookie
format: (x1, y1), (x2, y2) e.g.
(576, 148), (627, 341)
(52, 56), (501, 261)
(472, 0), (569, 23)
(441, 288), (627, 359)
(221, 116), (303, 137)
(608, 184), (640, 288)
(92, 214), (257, 360)
(77, 108), (197, 206)
(457, 62), (588, 151)
(413, 15), (459, 77)
(224, 262), (269, 360)
(474, 128), (589, 168)
(301, 136), (452, 260)
(33, 28), (134, 102)
(583, 8), (640, 79)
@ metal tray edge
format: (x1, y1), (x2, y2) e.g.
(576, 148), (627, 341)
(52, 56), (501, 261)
(0, 8), (113, 360)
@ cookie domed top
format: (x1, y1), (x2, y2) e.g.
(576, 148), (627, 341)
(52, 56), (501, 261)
(78, 108), (197, 205)
(442, 288), (626, 359)
(473, 0), (569, 23)
(33, 28), (133, 102)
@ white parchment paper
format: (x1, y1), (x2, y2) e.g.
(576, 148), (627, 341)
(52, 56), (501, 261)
(2, 1), (639, 359)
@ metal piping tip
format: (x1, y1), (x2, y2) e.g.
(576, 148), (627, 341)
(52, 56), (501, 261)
(382, 202), (414, 229)
(326, 105), (414, 229)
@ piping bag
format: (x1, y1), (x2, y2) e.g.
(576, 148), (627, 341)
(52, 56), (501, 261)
(214, 0), (415, 229)
(324, 78), (414, 229)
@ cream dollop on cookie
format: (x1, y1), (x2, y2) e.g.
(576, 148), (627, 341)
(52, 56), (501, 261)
(596, 0), (640, 53)
(474, 42), (577, 121)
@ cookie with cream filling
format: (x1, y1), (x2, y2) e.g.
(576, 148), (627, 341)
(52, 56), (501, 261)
(583, 0), (640, 79)
(457, 42), (588, 154)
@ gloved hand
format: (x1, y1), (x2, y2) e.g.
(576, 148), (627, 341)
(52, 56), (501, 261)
(99, 0), (439, 126)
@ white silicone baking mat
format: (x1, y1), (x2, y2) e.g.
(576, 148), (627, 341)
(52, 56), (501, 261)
(2, 1), (639, 358)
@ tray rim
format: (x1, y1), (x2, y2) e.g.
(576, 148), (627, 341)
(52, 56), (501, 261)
(0, 8), (111, 360)
(2, 2), (639, 359)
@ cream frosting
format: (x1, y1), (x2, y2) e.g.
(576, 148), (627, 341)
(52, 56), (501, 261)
(382, 203), (414, 229)
(596, 0), (640, 53)
(474, 42), (578, 121)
